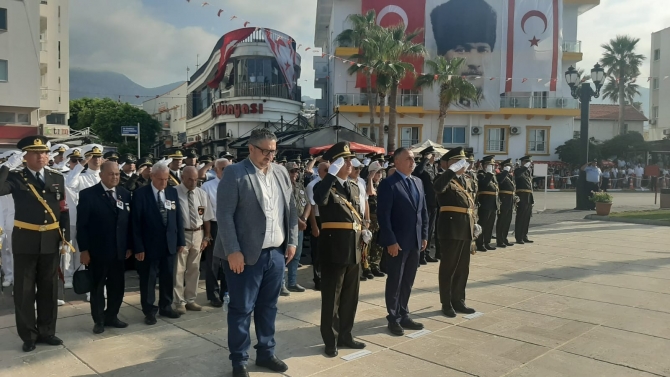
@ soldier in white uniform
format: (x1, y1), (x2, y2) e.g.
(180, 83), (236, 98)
(0, 150), (20, 287)
(64, 144), (103, 294)
(49, 144), (70, 171)
(60, 148), (82, 287)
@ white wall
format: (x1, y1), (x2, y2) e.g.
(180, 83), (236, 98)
(649, 27), (670, 140)
(142, 82), (188, 136)
(38, 0), (69, 124)
(587, 119), (645, 142)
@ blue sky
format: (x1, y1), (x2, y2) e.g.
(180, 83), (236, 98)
(69, 0), (670, 99)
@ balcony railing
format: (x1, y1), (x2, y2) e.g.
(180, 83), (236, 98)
(41, 88), (48, 100)
(334, 93), (423, 107)
(500, 96), (579, 109)
(562, 41), (582, 53)
(218, 82), (292, 100)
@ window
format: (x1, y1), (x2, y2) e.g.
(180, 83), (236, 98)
(653, 78), (659, 90)
(0, 8), (6, 31)
(652, 106), (659, 119)
(485, 126), (508, 153)
(0, 60), (7, 81)
(359, 124), (378, 143)
(0, 112), (14, 124)
(443, 126), (466, 144)
(622, 124), (629, 135)
(399, 126), (421, 148)
(527, 126), (550, 155)
(17, 114), (29, 124)
(654, 49), (661, 61)
(399, 89), (421, 106)
(46, 113), (66, 125)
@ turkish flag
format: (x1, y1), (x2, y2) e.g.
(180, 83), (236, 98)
(208, 27), (256, 88)
(264, 29), (297, 92)
(356, 0), (426, 90)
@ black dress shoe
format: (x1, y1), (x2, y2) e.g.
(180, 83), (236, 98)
(400, 318), (424, 330)
(256, 355), (288, 373)
(363, 269), (374, 280)
(505, 241), (514, 247)
(145, 315), (157, 325)
(159, 310), (181, 319)
(314, 281), (321, 291)
(419, 255), (428, 265)
(22, 341), (36, 352)
(93, 323), (105, 334)
(442, 305), (457, 318)
(485, 244), (497, 251)
(452, 302), (476, 314)
(425, 254), (438, 263)
(359, 275), (368, 281)
(496, 243), (507, 248)
(371, 267), (385, 277)
(476, 246), (487, 252)
(232, 365), (250, 377)
(516, 240), (525, 245)
(324, 345), (338, 357)
(388, 322), (404, 336)
(105, 318), (128, 328)
(338, 339), (366, 349)
(36, 335), (63, 346)
(523, 239), (534, 243)
(210, 297), (223, 308)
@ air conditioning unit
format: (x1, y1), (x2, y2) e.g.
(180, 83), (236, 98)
(383, 125), (389, 133)
(338, 95), (347, 105)
(663, 129), (670, 136)
(510, 126), (521, 135)
(471, 126), (481, 135)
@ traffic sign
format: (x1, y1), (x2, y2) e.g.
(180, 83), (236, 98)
(121, 126), (138, 136)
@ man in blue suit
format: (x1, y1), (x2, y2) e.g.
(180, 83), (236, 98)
(131, 163), (186, 325)
(77, 161), (132, 334)
(377, 147), (429, 336)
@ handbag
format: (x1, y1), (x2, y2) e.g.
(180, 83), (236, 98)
(72, 265), (92, 295)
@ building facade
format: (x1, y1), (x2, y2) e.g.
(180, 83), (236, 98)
(184, 28), (304, 157)
(0, 0), (69, 149)
(142, 82), (188, 150)
(313, 0), (599, 161)
(649, 27), (670, 140)
(578, 104), (647, 142)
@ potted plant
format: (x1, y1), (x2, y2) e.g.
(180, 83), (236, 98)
(590, 191), (614, 216)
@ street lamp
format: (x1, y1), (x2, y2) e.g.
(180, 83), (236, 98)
(565, 63), (605, 210)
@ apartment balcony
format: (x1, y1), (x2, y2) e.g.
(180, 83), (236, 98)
(334, 93), (423, 107)
(562, 40), (583, 61)
(500, 96), (579, 109)
(217, 82), (296, 101)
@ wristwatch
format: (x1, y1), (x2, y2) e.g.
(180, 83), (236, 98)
(300, 216), (307, 222)
(204, 236), (213, 242)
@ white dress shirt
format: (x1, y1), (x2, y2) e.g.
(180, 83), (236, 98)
(356, 177), (367, 217)
(151, 183), (166, 204)
(176, 184), (215, 229)
(27, 167), (46, 183)
(306, 176), (321, 217)
(100, 182), (117, 200)
(201, 177), (220, 218)
(251, 161), (285, 249)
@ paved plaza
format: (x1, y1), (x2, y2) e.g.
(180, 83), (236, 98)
(0, 192), (669, 376)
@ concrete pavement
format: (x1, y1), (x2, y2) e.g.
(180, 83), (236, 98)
(1, 217), (670, 376)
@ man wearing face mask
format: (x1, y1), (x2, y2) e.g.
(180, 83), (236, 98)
(433, 147), (479, 318)
(514, 156), (534, 244)
(495, 159), (515, 248)
(475, 156), (500, 252)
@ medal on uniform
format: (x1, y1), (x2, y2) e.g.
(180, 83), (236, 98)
(55, 192), (61, 200)
(301, 198), (307, 206)
(171, 203), (176, 210)
(198, 206), (205, 216)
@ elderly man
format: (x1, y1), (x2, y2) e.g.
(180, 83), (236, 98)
(216, 128), (297, 377)
(306, 161), (329, 290)
(201, 158), (231, 307)
(174, 166), (214, 313)
(131, 163), (185, 324)
(77, 161), (132, 334)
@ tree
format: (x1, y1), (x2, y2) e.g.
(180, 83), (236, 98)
(600, 35), (645, 134)
(555, 137), (601, 167)
(601, 77), (641, 106)
(68, 98), (162, 156)
(336, 10), (379, 142)
(415, 57), (480, 144)
(600, 131), (648, 159)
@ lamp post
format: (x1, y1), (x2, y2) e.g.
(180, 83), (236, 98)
(565, 63), (605, 210)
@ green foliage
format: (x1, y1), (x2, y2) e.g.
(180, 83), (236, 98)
(599, 131), (647, 159)
(601, 78), (641, 105)
(555, 138), (601, 167)
(590, 191), (613, 203)
(68, 97), (162, 156)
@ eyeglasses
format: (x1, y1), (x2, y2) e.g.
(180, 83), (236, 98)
(252, 144), (277, 157)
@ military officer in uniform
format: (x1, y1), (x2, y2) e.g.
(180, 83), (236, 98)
(0, 136), (71, 352)
(103, 151), (120, 162)
(433, 147), (478, 318)
(495, 159), (516, 248)
(119, 154), (137, 186)
(514, 156), (534, 244)
(124, 157), (152, 192)
(167, 149), (185, 186)
(413, 146), (439, 264)
(183, 148), (198, 167)
(313, 141), (366, 358)
(49, 144), (69, 170)
(475, 156), (500, 252)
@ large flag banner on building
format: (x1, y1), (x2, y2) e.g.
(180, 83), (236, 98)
(504, 0), (562, 92)
(356, 0), (426, 89)
(264, 29), (298, 93)
(208, 27), (256, 88)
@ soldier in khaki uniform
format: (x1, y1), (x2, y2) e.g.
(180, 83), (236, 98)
(495, 158), (516, 247)
(313, 141), (366, 358)
(475, 156), (500, 252)
(514, 156), (535, 244)
(433, 147), (478, 318)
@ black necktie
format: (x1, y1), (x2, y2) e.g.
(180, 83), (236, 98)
(406, 178), (419, 206)
(35, 171), (45, 188)
(106, 190), (116, 206)
(157, 191), (168, 226)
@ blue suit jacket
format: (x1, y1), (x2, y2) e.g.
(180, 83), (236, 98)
(131, 184), (185, 260)
(76, 183), (132, 262)
(376, 172), (429, 252)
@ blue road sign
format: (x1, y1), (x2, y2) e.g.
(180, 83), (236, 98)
(121, 126), (138, 136)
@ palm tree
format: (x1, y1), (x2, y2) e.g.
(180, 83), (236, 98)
(336, 11), (379, 142)
(601, 78), (641, 106)
(415, 57), (480, 144)
(600, 35), (645, 133)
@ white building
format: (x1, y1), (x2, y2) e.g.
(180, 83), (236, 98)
(578, 104), (647, 142)
(0, 0), (69, 149)
(185, 28), (304, 157)
(313, 0), (599, 161)
(142, 82), (187, 148)
(649, 27), (670, 140)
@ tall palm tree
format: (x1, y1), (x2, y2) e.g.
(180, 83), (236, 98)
(600, 35), (645, 133)
(601, 78), (641, 106)
(336, 11), (379, 142)
(415, 57), (480, 144)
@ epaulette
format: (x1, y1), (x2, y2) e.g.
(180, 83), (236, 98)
(45, 167), (63, 175)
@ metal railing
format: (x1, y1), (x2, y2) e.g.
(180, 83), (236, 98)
(562, 41), (582, 53)
(500, 96), (579, 109)
(334, 93), (423, 107)
(218, 82), (292, 100)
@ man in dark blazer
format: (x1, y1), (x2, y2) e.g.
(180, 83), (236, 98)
(131, 163), (185, 324)
(377, 148), (429, 336)
(77, 161), (132, 334)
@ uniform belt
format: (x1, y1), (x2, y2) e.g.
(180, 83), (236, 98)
(439, 206), (473, 215)
(499, 190), (515, 195)
(516, 189), (533, 194)
(14, 220), (59, 232)
(184, 226), (203, 232)
(321, 222), (361, 231)
(478, 191), (497, 196)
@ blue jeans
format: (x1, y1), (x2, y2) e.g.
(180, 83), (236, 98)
(224, 247), (283, 367)
(286, 231), (304, 287)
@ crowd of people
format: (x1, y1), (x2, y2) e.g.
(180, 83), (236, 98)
(0, 130), (541, 377)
